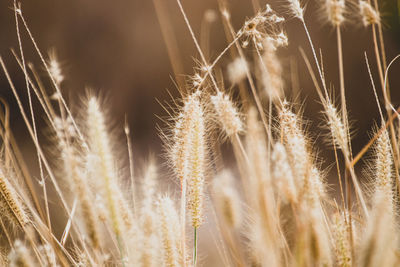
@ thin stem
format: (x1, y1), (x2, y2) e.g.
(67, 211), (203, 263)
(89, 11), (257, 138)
(300, 20), (368, 217)
(371, 25), (385, 91)
(336, 25), (355, 228)
(181, 177), (187, 267)
(372, 0), (388, 85)
(351, 106), (400, 167)
(14, 1), (50, 230)
(371, 24), (400, 195)
(11, 51), (56, 130)
(336, 26), (349, 148)
(152, 0), (185, 89)
(193, 227), (198, 267)
(0, 56), (72, 225)
(252, 41), (274, 142)
(301, 21), (328, 96)
(124, 117), (136, 212)
(17, 10), (87, 147)
(233, 133), (250, 167)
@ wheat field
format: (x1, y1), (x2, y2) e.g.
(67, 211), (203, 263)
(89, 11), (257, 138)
(0, 0), (399, 266)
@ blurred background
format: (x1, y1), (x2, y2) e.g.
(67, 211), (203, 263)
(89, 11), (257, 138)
(0, 0), (400, 263)
(0, 0), (399, 157)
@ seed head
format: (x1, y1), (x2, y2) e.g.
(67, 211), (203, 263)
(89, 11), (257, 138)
(325, 0), (345, 26)
(324, 101), (348, 152)
(359, 1), (380, 26)
(272, 142), (297, 203)
(227, 57), (248, 85)
(287, 0), (304, 20)
(212, 170), (242, 229)
(211, 91), (243, 137)
(158, 196), (181, 267)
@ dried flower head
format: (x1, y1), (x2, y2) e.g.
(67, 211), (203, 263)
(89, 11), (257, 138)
(239, 4), (285, 49)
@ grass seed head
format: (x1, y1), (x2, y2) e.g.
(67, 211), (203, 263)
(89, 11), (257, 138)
(359, 1), (380, 26)
(212, 170), (242, 229)
(324, 0), (345, 26)
(211, 91), (243, 138)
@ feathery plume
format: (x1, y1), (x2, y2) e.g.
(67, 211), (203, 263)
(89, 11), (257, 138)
(324, 101), (348, 152)
(211, 91), (243, 138)
(279, 101), (309, 192)
(158, 196), (182, 267)
(272, 142), (297, 204)
(359, 1), (380, 26)
(373, 128), (393, 208)
(332, 213), (351, 267)
(48, 51), (64, 85)
(38, 244), (58, 267)
(56, 119), (100, 248)
(259, 38), (285, 100)
(186, 95), (206, 229)
(287, 0), (304, 20)
(212, 170), (242, 229)
(9, 240), (37, 267)
(86, 97), (126, 237)
(0, 173), (29, 229)
(324, 0), (345, 26)
(227, 57), (248, 85)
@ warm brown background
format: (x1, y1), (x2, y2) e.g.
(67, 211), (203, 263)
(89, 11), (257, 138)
(0, 0), (399, 177)
(0, 0), (399, 264)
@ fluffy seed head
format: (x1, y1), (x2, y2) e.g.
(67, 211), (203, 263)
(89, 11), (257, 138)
(211, 91), (243, 137)
(171, 92), (206, 228)
(374, 128), (393, 208)
(325, 0), (345, 26)
(359, 1), (380, 26)
(287, 0), (304, 20)
(204, 9), (217, 23)
(48, 52), (64, 85)
(0, 174), (29, 229)
(332, 213), (352, 267)
(260, 38), (284, 100)
(325, 101), (348, 151)
(279, 102), (309, 189)
(227, 57), (248, 85)
(9, 240), (36, 267)
(171, 93), (202, 183)
(86, 96), (123, 236)
(158, 196), (181, 267)
(185, 95), (206, 228)
(212, 170), (242, 229)
(38, 244), (58, 267)
(272, 142), (297, 203)
(246, 107), (269, 189)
